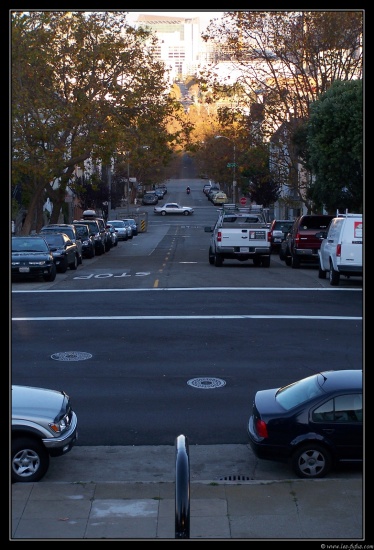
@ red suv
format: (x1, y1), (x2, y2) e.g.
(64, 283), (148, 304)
(279, 214), (334, 268)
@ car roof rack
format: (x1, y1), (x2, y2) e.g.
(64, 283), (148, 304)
(220, 203), (264, 213)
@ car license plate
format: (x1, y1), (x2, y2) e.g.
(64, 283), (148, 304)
(274, 238), (281, 242)
(240, 247), (249, 252)
(19, 267), (30, 272)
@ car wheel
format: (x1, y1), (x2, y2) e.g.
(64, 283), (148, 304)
(89, 246), (95, 258)
(11, 437), (50, 483)
(58, 257), (68, 273)
(261, 256), (270, 267)
(214, 254), (223, 267)
(291, 254), (300, 268)
(184, 210), (189, 216)
(279, 247), (286, 261)
(43, 264), (57, 282)
(78, 253), (83, 265)
(208, 248), (215, 265)
(291, 443), (332, 479)
(69, 254), (78, 270)
(329, 260), (340, 286)
(285, 256), (292, 266)
(253, 257), (261, 267)
(161, 211), (166, 216)
(318, 265), (326, 279)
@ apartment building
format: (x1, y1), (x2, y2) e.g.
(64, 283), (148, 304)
(134, 14), (212, 80)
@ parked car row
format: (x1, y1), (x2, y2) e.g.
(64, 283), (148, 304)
(275, 212), (362, 286)
(205, 186), (221, 203)
(11, 212), (139, 283)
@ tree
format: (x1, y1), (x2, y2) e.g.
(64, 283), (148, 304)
(306, 79), (363, 213)
(240, 144), (280, 206)
(11, 11), (182, 234)
(200, 11), (363, 209)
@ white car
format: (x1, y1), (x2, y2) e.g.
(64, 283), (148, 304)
(154, 203), (194, 216)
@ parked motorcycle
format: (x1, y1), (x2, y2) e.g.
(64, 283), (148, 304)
(186, 187), (191, 194)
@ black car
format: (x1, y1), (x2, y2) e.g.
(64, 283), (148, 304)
(154, 188), (166, 200)
(81, 210), (112, 252)
(11, 236), (57, 282)
(142, 192), (159, 205)
(247, 369), (362, 478)
(74, 218), (106, 256)
(40, 224), (83, 265)
(71, 222), (95, 258)
(268, 219), (294, 252)
(123, 218), (138, 236)
(39, 232), (79, 273)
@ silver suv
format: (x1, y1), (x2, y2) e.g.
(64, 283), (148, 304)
(11, 385), (78, 483)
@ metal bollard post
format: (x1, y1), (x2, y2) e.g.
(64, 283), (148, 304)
(175, 434), (190, 539)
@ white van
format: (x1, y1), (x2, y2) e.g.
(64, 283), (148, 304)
(317, 213), (363, 285)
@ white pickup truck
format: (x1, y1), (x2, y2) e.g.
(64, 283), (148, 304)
(205, 204), (272, 267)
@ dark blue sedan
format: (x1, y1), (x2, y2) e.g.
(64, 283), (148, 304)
(248, 369), (362, 478)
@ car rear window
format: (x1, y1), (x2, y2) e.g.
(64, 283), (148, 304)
(275, 375), (325, 410)
(299, 216), (333, 230)
(274, 222), (293, 231)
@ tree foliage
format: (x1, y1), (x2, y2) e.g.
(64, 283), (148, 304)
(200, 11), (363, 210)
(306, 79), (363, 213)
(11, 11), (184, 233)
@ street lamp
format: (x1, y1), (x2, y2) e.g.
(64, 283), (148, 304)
(215, 135), (236, 203)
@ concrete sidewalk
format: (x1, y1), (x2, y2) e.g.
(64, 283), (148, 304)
(11, 445), (364, 540)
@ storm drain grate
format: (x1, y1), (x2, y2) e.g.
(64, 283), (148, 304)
(219, 475), (251, 481)
(51, 351), (92, 362)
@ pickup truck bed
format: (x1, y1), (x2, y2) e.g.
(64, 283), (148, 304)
(205, 204), (272, 267)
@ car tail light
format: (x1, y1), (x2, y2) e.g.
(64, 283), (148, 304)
(336, 244), (341, 257)
(294, 232), (300, 244)
(217, 231), (222, 242)
(255, 418), (268, 438)
(268, 231), (272, 243)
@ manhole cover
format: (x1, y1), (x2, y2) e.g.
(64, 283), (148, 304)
(51, 351), (92, 362)
(187, 377), (226, 389)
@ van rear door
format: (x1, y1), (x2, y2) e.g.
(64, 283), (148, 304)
(340, 216), (362, 267)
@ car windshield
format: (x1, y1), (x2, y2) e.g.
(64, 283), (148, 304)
(59, 228), (74, 239)
(12, 238), (48, 252)
(275, 375), (325, 410)
(83, 221), (99, 234)
(43, 235), (64, 246)
(75, 227), (88, 238)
